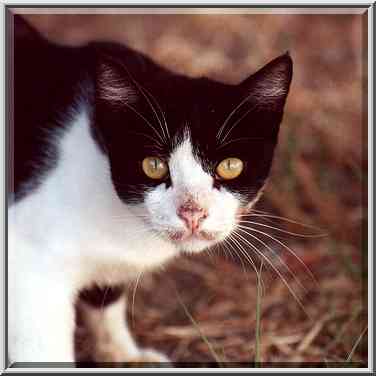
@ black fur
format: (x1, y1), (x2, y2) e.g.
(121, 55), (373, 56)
(79, 285), (124, 308)
(92, 47), (292, 205)
(13, 15), (90, 201)
(13, 14), (292, 313)
(13, 15), (292, 207)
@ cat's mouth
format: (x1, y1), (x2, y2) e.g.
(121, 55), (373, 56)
(167, 229), (219, 243)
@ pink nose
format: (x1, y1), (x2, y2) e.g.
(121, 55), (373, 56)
(178, 201), (208, 232)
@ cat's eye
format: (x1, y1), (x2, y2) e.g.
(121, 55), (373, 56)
(142, 157), (168, 180)
(216, 158), (244, 180)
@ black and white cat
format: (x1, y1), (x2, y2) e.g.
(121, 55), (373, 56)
(9, 15), (292, 364)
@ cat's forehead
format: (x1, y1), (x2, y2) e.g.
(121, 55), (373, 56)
(149, 79), (236, 144)
(151, 76), (235, 113)
(169, 133), (212, 190)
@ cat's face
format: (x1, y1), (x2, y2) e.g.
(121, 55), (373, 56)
(94, 49), (292, 253)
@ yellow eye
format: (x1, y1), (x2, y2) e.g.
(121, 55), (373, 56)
(216, 158), (244, 180)
(142, 157), (168, 180)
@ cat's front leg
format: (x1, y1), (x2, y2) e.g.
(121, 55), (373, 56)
(8, 266), (76, 364)
(77, 289), (170, 366)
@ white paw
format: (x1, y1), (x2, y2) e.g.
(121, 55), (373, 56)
(130, 348), (171, 365)
(92, 342), (170, 366)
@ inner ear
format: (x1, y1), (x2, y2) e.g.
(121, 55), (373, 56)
(96, 56), (138, 106)
(216, 53), (293, 145)
(239, 52), (293, 112)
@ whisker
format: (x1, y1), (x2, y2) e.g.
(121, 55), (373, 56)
(251, 209), (273, 214)
(100, 286), (110, 314)
(137, 85), (168, 143)
(227, 234), (266, 294)
(138, 84), (170, 141)
(245, 213), (324, 233)
(227, 234), (260, 280)
(216, 94), (257, 142)
(236, 226), (307, 294)
(216, 240), (232, 263)
(206, 245), (215, 260)
(232, 230), (310, 318)
(249, 209), (318, 226)
(127, 131), (164, 148)
(122, 101), (165, 145)
(238, 220), (326, 238)
(223, 241), (234, 262)
(103, 54), (168, 145)
(220, 107), (254, 144)
(216, 137), (264, 150)
(131, 271), (143, 327)
(223, 237), (245, 268)
(237, 224), (318, 286)
(222, 237), (249, 278)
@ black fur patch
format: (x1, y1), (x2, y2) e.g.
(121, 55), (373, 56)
(12, 15), (91, 201)
(92, 47), (292, 204)
(13, 15), (292, 206)
(79, 285), (124, 308)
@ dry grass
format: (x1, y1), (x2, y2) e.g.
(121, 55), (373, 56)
(24, 11), (367, 367)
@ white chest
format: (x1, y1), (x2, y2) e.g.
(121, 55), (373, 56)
(9, 108), (177, 290)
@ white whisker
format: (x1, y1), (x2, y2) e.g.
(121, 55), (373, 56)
(227, 234), (266, 294)
(131, 271), (143, 327)
(236, 226), (307, 294)
(216, 136), (263, 150)
(232, 230), (310, 318)
(245, 213), (324, 233)
(104, 54), (168, 145)
(138, 84), (170, 142)
(237, 224), (318, 286)
(122, 101), (165, 145)
(220, 107), (254, 144)
(238, 220), (326, 238)
(128, 131), (164, 148)
(100, 286), (110, 314)
(216, 94), (256, 142)
(227, 234), (260, 279)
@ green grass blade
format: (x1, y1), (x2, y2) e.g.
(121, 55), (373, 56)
(254, 260), (264, 365)
(346, 326), (367, 363)
(175, 290), (223, 365)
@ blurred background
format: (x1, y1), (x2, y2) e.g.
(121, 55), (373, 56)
(18, 10), (367, 366)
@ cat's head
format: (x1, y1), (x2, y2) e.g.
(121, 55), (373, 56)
(93, 46), (292, 253)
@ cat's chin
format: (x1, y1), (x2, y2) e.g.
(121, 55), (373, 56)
(168, 232), (224, 254)
(147, 220), (234, 254)
(177, 239), (214, 254)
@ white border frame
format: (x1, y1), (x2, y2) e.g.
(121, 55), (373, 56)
(1, 2), (373, 374)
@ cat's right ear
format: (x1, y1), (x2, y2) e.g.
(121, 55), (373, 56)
(14, 15), (44, 43)
(239, 52), (293, 112)
(95, 55), (138, 106)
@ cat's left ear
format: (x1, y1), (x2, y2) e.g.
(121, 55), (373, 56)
(239, 52), (293, 112)
(95, 54), (138, 106)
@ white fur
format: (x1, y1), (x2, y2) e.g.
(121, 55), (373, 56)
(77, 295), (168, 363)
(78, 296), (140, 360)
(142, 136), (240, 252)
(9, 106), (243, 363)
(9, 107), (175, 363)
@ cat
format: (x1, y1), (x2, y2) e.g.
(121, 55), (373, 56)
(8, 15), (292, 365)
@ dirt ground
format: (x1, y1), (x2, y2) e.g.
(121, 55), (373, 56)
(20, 9), (367, 367)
